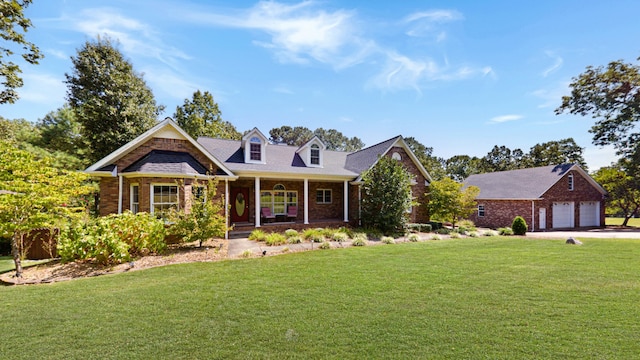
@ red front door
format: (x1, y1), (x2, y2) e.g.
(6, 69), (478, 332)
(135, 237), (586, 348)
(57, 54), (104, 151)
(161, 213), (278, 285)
(230, 187), (250, 223)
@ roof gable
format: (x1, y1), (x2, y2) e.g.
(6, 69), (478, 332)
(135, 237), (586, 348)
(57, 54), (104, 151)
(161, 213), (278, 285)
(122, 150), (208, 176)
(85, 117), (234, 177)
(464, 164), (605, 199)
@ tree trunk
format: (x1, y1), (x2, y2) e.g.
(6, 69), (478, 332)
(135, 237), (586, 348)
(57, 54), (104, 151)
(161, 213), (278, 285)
(622, 215), (630, 227)
(12, 232), (23, 278)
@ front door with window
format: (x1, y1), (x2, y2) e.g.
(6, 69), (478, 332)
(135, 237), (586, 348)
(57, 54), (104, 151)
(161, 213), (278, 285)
(231, 187), (250, 223)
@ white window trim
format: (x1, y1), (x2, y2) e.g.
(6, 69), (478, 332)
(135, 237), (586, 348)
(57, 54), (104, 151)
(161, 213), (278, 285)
(478, 205), (485, 217)
(130, 183), (139, 214)
(316, 189), (332, 204)
(309, 144), (321, 166)
(568, 174), (574, 191)
(150, 183), (179, 214)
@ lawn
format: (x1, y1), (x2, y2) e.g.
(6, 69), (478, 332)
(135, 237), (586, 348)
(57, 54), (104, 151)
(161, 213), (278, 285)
(605, 217), (640, 227)
(1, 237), (639, 359)
(0, 256), (51, 274)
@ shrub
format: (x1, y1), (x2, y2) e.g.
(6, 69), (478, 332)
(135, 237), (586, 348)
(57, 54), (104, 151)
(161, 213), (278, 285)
(241, 249), (253, 258)
(319, 241), (331, 249)
(57, 212), (166, 265)
(430, 234), (442, 240)
(284, 229), (299, 238)
(287, 236), (302, 244)
(248, 229), (267, 242)
(302, 228), (322, 242)
(435, 228), (451, 235)
(407, 223), (432, 233)
(498, 227), (514, 236)
(483, 230), (498, 237)
(381, 236), (395, 244)
(282, 247), (290, 252)
(363, 227), (383, 240)
(322, 228), (337, 238)
(351, 238), (367, 246)
(407, 233), (420, 242)
(449, 232), (461, 239)
(265, 233), (286, 246)
(331, 232), (349, 242)
(468, 231), (479, 237)
(337, 226), (354, 238)
(428, 221), (443, 231)
(457, 220), (477, 232)
(512, 216), (527, 235)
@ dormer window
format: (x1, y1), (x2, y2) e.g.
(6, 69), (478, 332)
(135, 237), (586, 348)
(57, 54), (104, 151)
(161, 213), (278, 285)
(310, 145), (320, 165)
(250, 137), (261, 161)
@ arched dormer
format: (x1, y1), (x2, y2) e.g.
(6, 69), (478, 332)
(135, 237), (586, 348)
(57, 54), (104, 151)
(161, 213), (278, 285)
(242, 128), (268, 164)
(297, 136), (326, 168)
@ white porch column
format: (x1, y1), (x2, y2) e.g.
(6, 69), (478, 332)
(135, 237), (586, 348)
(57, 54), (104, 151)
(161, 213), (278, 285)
(225, 179), (229, 239)
(117, 174), (123, 214)
(255, 177), (261, 227)
(343, 180), (349, 223)
(304, 178), (309, 224)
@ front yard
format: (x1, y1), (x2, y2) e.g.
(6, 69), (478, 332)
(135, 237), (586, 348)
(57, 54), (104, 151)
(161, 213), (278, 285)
(1, 236), (638, 359)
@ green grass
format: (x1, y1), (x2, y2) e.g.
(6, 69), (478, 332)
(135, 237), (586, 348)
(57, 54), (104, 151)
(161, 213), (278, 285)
(605, 217), (640, 227)
(0, 256), (51, 274)
(1, 237), (639, 359)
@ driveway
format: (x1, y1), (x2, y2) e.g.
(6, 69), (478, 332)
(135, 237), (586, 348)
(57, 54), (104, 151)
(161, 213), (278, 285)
(526, 228), (640, 239)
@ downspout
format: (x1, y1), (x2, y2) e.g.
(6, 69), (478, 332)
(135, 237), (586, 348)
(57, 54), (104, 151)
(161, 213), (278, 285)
(358, 184), (362, 227)
(117, 174), (123, 214)
(531, 200), (535, 232)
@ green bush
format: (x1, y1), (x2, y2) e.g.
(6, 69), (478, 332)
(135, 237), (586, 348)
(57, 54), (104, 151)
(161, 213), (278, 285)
(265, 233), (286, 246)
(498, 227), (514, 236)
(457, 220), (477, 232)
(407, 233), (420, 242)
(319, 241), (331, 249)
(430, 234), (442, 240)
(435, 228), (451, 235)
(337, 226), (353, 238)
(287, 236), (302, 244)
(449, 232), (461, 239)
(468, 231), (479, 237)
(511, 216), (527, 235)
(428, 221), (443, 231)
(321, 228), (337, 238)
(381, 236), (395, 244)
(351, 233), (368, 246)
(407, 223), (432, 233)
(284, 229), (299, 239)
(331, 232), (349, 242)
(302, 228), (322, 242)
(57, 212), (166, 265)
(248, 229), (267, 242)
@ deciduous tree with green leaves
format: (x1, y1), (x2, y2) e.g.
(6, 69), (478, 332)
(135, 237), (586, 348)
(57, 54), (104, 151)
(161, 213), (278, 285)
(268, 125), (364, 151)
(404, 137), (445, 180)
(523, 138), (587, 169)
(0, 0), (43, 104)
(426, 177), (479, 228)
(0, 141), (93, 278)
(592, 165), (640, 226)
(361, 156), (414, 235)
(65, 36), (163, 163)
(173, 90), (241, 140)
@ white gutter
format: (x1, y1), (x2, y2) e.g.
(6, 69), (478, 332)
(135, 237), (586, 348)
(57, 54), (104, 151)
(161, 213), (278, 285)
(117, 174), (123, 214)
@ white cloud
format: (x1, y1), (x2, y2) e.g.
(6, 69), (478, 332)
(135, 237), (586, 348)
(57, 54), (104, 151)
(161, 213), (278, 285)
(19, 72), (67, 104)
(489, 114), (523, 124)
(541, 51), (563, 77)
(46, 48), (67, 60)
(67, 8), (191, 70)
(403, 10), (463, 39)
(531, 80), (570, 108)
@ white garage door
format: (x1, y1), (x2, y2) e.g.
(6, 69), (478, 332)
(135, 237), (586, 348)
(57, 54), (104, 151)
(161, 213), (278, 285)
(553, 202), (574, 228)
(579, 201), (600, 227)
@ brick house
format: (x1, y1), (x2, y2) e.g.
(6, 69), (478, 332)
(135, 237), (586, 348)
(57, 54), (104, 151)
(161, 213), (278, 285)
(464, 164), (606, 231)
(85, 118), (432, 237)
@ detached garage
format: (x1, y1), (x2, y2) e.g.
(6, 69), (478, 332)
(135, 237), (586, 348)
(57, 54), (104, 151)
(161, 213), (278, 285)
(465, 164), (606, 231)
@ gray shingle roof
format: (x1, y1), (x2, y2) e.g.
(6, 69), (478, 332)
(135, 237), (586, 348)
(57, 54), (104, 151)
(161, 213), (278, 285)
(345, 136), (401, 173)
(464, 164), (575, 199)
(123, 150), (208, 175)
(197, 137), (359, 177)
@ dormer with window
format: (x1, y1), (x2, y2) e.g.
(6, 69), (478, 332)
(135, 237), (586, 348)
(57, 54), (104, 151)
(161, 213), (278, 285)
(297, 137), (325, 168)
(242, 128), (268, 164)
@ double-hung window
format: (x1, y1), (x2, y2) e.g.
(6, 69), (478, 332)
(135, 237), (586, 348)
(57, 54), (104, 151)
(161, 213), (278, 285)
(250, 137), (261, 161)
(151, 184), (178, 213)
(310, 144), (320, 165)
(130, 184), (139, 214)
(478, 205), (485, 217)
(316, 189), (332, 204)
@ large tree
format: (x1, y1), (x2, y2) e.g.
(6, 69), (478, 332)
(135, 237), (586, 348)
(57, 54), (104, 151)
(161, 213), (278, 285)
(65, 36), (163, 163)
(360, 156), (413, 235)
(592, 165), (640, 226)
(481, 145), (524, 172)
(444, 155), (483, 182)
(556, 58), (640, 165)
(269, 125), (364, 151)
(523, 138), (587, 169)
(426, 177), (479, 228)
(173, 90), (240, 140)
(0, 0), (43, 104)
(35, 104), (89, 168)
(0, 141), (93, 278)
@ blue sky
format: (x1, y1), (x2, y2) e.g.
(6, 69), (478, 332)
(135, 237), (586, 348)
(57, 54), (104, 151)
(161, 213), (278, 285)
(3, 0), (639, 170)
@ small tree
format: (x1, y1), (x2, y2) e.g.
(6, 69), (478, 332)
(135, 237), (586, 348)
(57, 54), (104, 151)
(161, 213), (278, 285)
(511, 216), (528, 235)
(360, 156), (413, 235)
(168, 178), (228, 247)
(426, 177), (480, 228)
(0, 141), (93, 277)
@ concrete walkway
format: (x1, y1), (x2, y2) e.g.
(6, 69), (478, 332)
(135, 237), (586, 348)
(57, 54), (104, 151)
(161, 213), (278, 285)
(526, 228), (640, 239)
